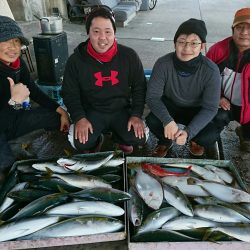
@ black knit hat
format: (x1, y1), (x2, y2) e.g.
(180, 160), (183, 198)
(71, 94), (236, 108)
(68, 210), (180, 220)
(0, 15), (29, 45)
(174, 18), (207, 43)
(85, 6), (116, 34)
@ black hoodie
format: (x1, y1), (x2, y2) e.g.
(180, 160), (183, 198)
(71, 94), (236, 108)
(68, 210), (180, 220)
(62, 41), (146, 123)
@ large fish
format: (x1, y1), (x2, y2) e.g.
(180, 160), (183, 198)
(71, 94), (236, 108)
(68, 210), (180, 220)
(162, 176), (209, 197)
(0, 182), (27, 213)
(162, 215), (218, 230)
(32, 162), (70, 173)
(10, 193), (69, 221)
(194, 204), (250, 223)
(19, 216), (124, 240)
(137, 207), (180, 234)
(71, 187), (131, 203)
(51, 173), (112, 189)
(163, 184), (193, 216)
(165, 163), (225, 183)
(135, 169), (163, 210)
(57, 153), (114, 172)
(203, 165), (233, 184)
(45, 201), (124, 216)
(188, 177), (250, 203)
(209, 225), (250, 242)
(0, 216), (61, 242)
(128, 187), (144, 227)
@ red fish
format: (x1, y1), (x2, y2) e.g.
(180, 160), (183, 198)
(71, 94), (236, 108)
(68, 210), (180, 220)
(141, 163), (192, 177)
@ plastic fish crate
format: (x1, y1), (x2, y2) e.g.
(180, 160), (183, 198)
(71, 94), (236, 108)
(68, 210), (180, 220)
(0, 151), (127, 250)
(36, 82), (64, 106)
(125, 157), (250, 250)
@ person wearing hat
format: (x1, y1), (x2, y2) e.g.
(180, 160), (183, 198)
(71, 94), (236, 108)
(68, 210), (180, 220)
(0, 16), (70, 182)
(146, 18), (222, 157)
(207, 7), (250, 152)
(62, 6), (147, 154)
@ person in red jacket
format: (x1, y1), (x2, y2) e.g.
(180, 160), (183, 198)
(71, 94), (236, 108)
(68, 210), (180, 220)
(207, 8), (250, 152)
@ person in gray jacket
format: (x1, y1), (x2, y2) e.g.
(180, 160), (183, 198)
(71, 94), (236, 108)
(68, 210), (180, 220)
(146, 18), (222, 157)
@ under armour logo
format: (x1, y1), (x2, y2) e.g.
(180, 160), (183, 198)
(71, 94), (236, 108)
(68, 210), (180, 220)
(94, 71), (119, 87)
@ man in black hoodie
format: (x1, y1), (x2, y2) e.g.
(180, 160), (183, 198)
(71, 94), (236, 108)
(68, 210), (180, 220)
(62, 6), (147, 154)
(0, 16), (70, 183)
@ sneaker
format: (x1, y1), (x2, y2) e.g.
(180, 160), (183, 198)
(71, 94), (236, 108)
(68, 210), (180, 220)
(118, 144), (134, 155)
(189, 141), (205, 156)
(152, 141), (173, 157)
(93, 134), (104, 153)
(236, 126), (250, 152)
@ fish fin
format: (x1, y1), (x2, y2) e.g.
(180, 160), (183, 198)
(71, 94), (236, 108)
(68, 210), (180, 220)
(0, 220), (5, 226)
(44, 167), (54, 178)
(57, 185), (68, 194)
(64, 149), (72, 157)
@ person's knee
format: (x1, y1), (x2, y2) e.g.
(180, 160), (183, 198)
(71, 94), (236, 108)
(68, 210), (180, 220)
(214, 109), (231, 126)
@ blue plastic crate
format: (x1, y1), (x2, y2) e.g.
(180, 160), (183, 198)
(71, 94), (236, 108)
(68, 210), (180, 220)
(35, 81), (63, 106)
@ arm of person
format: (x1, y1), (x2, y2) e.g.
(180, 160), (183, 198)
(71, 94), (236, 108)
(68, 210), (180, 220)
(146, 57), (174, 126)
(61, 57), (87, 123)
(185, 66), (221, 140)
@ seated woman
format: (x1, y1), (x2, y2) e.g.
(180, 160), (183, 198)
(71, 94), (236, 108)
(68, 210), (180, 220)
(146, 18), (222, 157)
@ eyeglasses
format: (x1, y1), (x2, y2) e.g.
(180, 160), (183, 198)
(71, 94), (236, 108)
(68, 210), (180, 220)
(176, 40), (202, 48)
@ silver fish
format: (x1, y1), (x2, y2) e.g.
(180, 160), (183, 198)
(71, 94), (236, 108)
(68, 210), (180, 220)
(194, 204), (250, 223)
(57, 153), (114, 172)
(137, 207), (180, 234)
(46, 201), (124, 217)
(103, 158), (124, 167)
(19, 216), (124, 240)
(162, 176), (209, 197)
(0, 182), (27, 213)
(135, 169), (163, 210)
(52, 173), (112, 189)
(204, 164), (233, 184)
(163, 184), (193, 216)
(162, 215), (218, 230)
(0, 216), (61, 242)
(188, 177), (250, 203)
(32, 162), (70, 173)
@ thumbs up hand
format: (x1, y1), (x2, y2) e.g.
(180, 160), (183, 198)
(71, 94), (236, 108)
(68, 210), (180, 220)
(7, 77), (30, 103)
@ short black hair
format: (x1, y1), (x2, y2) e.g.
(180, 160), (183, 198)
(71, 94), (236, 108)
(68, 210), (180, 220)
(85, 6), (116, 34)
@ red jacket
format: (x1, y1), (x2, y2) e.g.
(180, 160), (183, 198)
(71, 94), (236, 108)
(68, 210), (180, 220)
(206, 37), (250, 124)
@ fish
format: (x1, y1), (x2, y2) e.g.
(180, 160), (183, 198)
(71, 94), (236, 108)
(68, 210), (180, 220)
(132, 229), (198, 242)
(10, 193), (69, 221)
(194, 204), (250, 223)
(188, 177), (250, 203)
(128, 187), (144, 227)
(103, 158), (124, 167)
(51, 173), (112, 189)
(57, 153), (114, 172)
(32, 162), (70, 174)
(135, 169), (163, 210)
(162, 184), (193, 216)
(165, 163), (225, 183)
(208, 225), (250, 242)
(100, 174), (121, 184)
(71, 187), (131, 203)
(137, 207), (180, 234)
(45, 201), (124, 216)
(142, 163), (192, 177)
(0, 216), (61, 242)
(162, 215), (218, 230)
(162, 176), (209, 197)
(203, 164), (233, 184)
(0, 182), (27, 213)
(7, 189), (55, 203)
(19, 216), (124, 240)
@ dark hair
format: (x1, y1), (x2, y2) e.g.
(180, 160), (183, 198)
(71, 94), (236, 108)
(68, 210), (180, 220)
(85, 5), (116, 34)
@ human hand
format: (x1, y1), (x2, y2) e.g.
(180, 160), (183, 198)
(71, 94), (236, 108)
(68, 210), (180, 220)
(220, 97), (231, 111)
(75, 118), (93, 144)
(8, 77), (30, 103)
(56, 107), (70, 132)
(128, 116), (145, 139)
(164, 121), (179, 140)
(175, 129), (188, 145)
